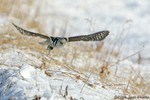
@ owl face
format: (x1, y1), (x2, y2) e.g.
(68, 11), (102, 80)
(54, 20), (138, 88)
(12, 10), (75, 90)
(53, 38), (67, 47)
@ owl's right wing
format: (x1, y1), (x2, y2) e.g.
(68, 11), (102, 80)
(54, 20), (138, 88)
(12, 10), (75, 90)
(68, 30), (109, 42)
(12, 23), (49, 39)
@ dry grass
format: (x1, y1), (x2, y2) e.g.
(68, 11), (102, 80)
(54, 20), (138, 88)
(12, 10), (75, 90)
(0, 0), (149, 98)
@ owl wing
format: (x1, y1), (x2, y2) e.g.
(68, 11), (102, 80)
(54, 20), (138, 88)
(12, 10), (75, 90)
(68, 30), (109, 42)
(12, 23), (49, 39)
(12, 23), (109, 43)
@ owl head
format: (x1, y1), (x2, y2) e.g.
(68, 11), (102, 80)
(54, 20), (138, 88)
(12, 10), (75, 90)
(54, 37), (68, 47)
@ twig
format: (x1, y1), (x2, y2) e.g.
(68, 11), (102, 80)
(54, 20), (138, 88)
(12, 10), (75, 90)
(63, 85), (68, 98)
(80, 73), (91, 93)
(110, 49), (143, 67)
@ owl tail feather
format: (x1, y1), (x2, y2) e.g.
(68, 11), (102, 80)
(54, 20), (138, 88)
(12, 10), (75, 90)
(38, 40), (48, 45)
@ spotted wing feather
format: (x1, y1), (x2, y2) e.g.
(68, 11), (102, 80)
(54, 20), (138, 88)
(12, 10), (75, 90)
(12, 23), (49, 39)
(68, 31), (109, 42)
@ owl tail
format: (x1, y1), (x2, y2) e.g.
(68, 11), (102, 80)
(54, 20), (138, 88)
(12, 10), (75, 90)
(38, 40), (49, 45)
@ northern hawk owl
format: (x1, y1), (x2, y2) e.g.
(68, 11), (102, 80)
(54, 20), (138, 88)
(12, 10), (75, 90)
(12, 23), (109, 51)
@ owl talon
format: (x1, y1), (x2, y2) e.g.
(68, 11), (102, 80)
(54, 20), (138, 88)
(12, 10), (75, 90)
(47, 45), (53, 51)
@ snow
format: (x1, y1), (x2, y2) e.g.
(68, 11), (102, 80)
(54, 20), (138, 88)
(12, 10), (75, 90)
(0, 49), (122, 100)
(0, 0), (150, 100)
(0, 64), (51, 100)
(1, 49), (42, 67)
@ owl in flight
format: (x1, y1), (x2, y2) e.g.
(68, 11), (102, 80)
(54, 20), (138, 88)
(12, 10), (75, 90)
(12, 23), (109, 51)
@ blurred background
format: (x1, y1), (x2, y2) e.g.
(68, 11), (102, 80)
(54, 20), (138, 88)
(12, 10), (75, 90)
(0, 0), (150, 65)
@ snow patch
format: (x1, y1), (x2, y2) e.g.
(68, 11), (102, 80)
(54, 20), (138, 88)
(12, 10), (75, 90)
(0, 65), (52, 100)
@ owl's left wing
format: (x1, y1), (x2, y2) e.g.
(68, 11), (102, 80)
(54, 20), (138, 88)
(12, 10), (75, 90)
(68, 30), (109, 42)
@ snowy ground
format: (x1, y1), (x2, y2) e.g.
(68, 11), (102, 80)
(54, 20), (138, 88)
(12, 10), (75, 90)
(0, 49), (122, 100)
(0, 0), (150, 100)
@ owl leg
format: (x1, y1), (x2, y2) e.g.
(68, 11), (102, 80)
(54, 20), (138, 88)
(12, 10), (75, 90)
(46, 45), (53, 54)
(47, 45), (53, 54)
(47, 45), (53, 50)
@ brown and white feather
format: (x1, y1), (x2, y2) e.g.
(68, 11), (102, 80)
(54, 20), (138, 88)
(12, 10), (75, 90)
(68, 31), (109, 42)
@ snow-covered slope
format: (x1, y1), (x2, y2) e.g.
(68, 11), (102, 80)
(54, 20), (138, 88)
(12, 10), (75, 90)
(0, 49), (122, 100)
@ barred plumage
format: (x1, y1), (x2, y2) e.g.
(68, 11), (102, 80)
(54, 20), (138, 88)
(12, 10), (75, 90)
(12, 23), (49, 39)
(68, 31), (109, 42)
(12, 23), (109, 51)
